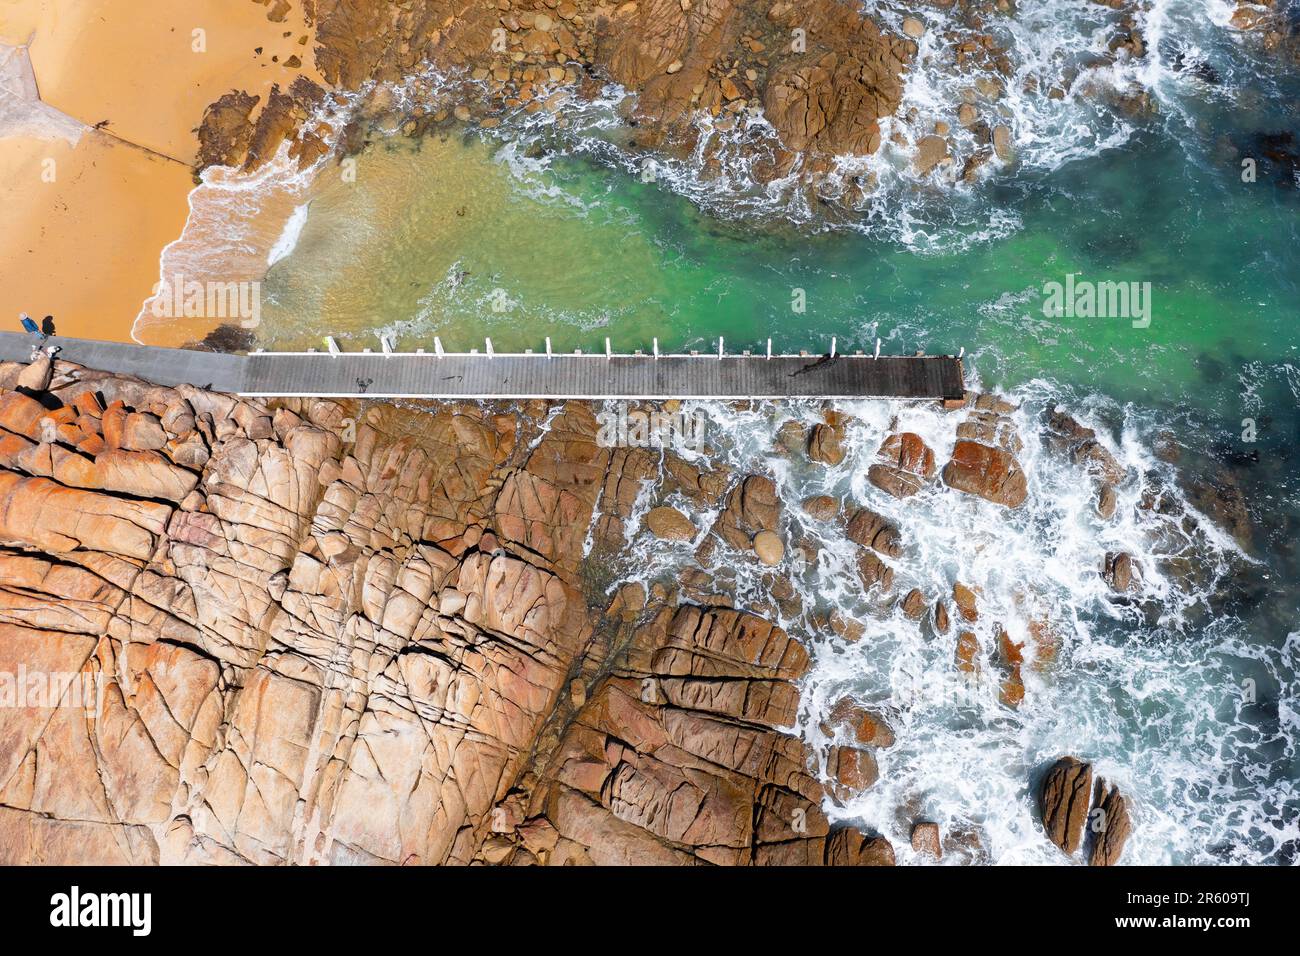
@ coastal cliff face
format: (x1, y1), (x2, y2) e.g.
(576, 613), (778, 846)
(0, 359), (901, 864)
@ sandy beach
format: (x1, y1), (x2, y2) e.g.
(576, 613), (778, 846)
(0, 0), (323, 344)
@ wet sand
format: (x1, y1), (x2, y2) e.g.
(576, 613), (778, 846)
(0, 0), (324, 344)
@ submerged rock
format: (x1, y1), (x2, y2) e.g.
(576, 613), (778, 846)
(821, 698), (895, 748)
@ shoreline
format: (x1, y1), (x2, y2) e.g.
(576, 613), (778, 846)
(0, 0), (323, 346)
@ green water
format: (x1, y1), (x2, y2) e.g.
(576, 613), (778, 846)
(261, 127), (1299, 419)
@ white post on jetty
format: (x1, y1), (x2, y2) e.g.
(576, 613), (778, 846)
(434, 336), (444, 358)
(545, 336), (552, 359)
(766, 338), (772, 360)
(485, 337), (494, 358)
(830, 336), (837, 358)
(718, 337), (724, 360)
(653, 337), (659, 359)
(325, 336), (341, 356)
(873, 338), (881, 359)
(605, 337), (612, 360)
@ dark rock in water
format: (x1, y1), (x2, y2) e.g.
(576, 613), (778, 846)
(1096, 483), (1118, 519)
(868, 462), (924, 498)
(830, 745), (879, 797)
(944, 825), (990, 864)
(801, 494), (839, 521)
(820, 697), (895, 748)
(1234, 131), (1300, 189)
(1040, 759), (1134, 863)
(775, 420), (807, 456)
(825, 828), (896, 866)
(712, 474), (781, 551)
(856, 548), (895, 593)
(1045, 407), (1125, 484)
(1040, 756), (1093, 855)
(869, 431), (936, 498)
(953, 582), (979, 622)
(1153, 430), (1182, 464)
(954, 630), (980, 674)
(187, 323), (256, 353)
(1103, 551), (1137, 592)
(1160, 38), (1221, 84)
(1184, 471), (1254, 551)
(1088, 779), (1132, 866)
(933, 599), (950, 634)
(1195, 353), (1227, 383)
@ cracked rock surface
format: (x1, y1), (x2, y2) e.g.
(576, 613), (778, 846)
(0, 361), (882, 865)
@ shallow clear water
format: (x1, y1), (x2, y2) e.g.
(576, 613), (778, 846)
(234, 1), (1300, 862)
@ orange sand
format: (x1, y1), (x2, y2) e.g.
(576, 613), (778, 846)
(0, 0), (324, 344)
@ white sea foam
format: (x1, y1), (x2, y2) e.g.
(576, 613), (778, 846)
(471, 0), (1272, 252)
(592, 383), (1294, 864)
(268, 202), (311, 267)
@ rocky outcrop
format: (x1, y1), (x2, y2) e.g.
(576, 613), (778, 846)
(0, 358), (900, 866)
(941, 396), (1028, 508)
(0, 357), (625, 864)
(486, 603), (888, 864)
(1038, 756), (1132, 864)
(198, 0), (916, 200)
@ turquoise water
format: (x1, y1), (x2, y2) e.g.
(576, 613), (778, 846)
(261, 109), (1300, 420)
(251, 4), (1300, 862)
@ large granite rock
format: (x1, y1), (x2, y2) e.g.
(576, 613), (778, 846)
(0, 360), (893, 866)
(943, 440), (1028, 508)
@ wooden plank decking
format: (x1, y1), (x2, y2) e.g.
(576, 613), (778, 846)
(0, 334), (965, 401)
